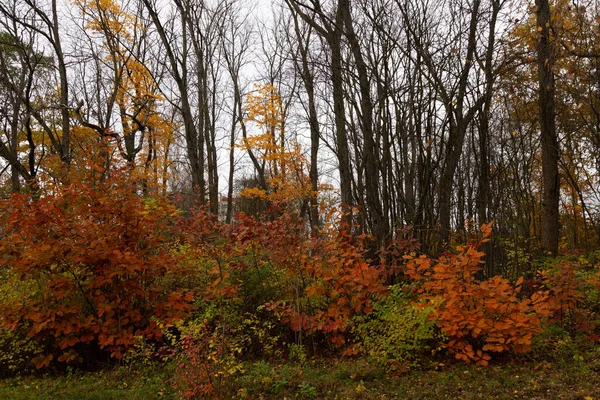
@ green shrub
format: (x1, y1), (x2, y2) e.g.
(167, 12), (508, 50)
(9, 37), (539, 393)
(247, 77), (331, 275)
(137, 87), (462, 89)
(353, 284), (438, 373)
(0, 326), (43, 377)
(0, 271), (43, 376)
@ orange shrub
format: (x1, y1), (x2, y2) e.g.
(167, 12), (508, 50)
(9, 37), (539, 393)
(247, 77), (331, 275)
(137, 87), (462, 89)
(535, 260), (600, 339)
(405, 223), (547, 365)
(538, 262), (584, 325)
(0, 171), (194, 368)
(264, 213), (388, 348)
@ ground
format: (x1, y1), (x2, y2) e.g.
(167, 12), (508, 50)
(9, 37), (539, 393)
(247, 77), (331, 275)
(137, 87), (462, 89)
(1, 350), (599, 399)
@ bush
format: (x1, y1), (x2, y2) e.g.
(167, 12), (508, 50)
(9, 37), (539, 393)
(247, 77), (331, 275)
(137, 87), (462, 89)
(534, 258), (599, 340)
(0, 171), (195, 368)
(172, 306), (246, 399)
(353, 284), (438, 373)
(263, 212), (388, 349)
(0, 269), (44, 376)
(406, 223), (546, 365)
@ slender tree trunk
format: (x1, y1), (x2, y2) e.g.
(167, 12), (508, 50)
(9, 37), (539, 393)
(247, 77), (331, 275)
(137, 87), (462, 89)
(292, 15), (321, 233)
(340, 0), (387, 246)
(143, 0), (204, 196)
(477, 0), (499, 225)
(52, 0), (70, 165)
(226, 96), (237, 224)
(285, 0), (353, 223)
(9, 95), (22, 192)
(207, 83), (219, 215)
(438, 119), (468, 246)
(329, 9), (353, 216)
(536, 0), (560, 255)
(195, 40), (207, 205)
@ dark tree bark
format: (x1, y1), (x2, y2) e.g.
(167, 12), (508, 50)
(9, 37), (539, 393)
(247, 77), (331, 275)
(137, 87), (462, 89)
(0, 27), (53, 191)
(0, 0), (72, 166)
(142, 0), (205, 202)
(291, 13), (321, 233)
(219, 6), (252, 223)
(286, 0), (354, 219)
(50, 0), (71, 165)
(477, 0), (500, 226)
(536, 0), (560, 255)
(397, 0), (494, 251)
(340, 0), (388, 247)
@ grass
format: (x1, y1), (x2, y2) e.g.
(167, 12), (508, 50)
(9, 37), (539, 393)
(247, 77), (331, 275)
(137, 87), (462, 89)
(1, 347), (600, 400)
(0, 364), (178, 400)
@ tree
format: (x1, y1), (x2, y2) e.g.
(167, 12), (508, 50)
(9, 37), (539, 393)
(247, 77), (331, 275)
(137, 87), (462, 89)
(289, 11), (322, 232)
(71, 0), (175, 194)
(0, 22), (59, 193)
(0, 31), (36, 192)
(0, 0), (72, 168)
(536, 0), (560, 255)
(237, 82), (314, 212)
(285, 0), (354, 220)
(397, 0), (495, 249)
(340, 0), (387, 247)
(506, 0), (593, 254)
(141, 0), (208, 207)
(219, 1), (253, 223)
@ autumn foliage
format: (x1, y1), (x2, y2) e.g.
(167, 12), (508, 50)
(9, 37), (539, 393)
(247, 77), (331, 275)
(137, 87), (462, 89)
(0, 169), (194, 368)
(237, 83), (320, 210)
(183, 209), (388, 350)
(1, 132), (599, 378)
(405, 223), (548, 365)
(264, 216), (388, 346)
(4, 0), (600, 390)
(2, 156), (600, 378)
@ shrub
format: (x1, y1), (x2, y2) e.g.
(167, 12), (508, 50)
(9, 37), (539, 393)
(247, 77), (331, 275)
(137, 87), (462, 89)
(0, 307), (43, 376)
(264, 212), (388, 349)
(535, 259), (599, 340)
(0, 268), (44, 376)
(172, 305), (246, 399)
(405, 223), (546, 365)
(353, 284), (438, 373)
(177, 210), (289, 358)
(0, 171), (195, 368)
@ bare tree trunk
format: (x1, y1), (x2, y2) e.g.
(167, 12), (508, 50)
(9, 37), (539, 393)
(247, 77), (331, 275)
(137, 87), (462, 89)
(340, 0), (387, 246)
(142, 0), (204, 198)
(9, 92), (22, 192)
(291, 14), (321, 233)
(536, 0), (560, 255)
(226, 100), (237, 224)
(286, 0), (354, 221)
(477, 0), (500, 226)
(51, 0), (71, 165)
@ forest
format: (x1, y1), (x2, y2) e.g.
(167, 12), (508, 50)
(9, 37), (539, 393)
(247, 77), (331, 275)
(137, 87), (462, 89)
(1, 0), (600, 398)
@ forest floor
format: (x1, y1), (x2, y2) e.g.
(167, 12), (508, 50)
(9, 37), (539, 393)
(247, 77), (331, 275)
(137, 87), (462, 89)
(1, 347), (599, 400)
